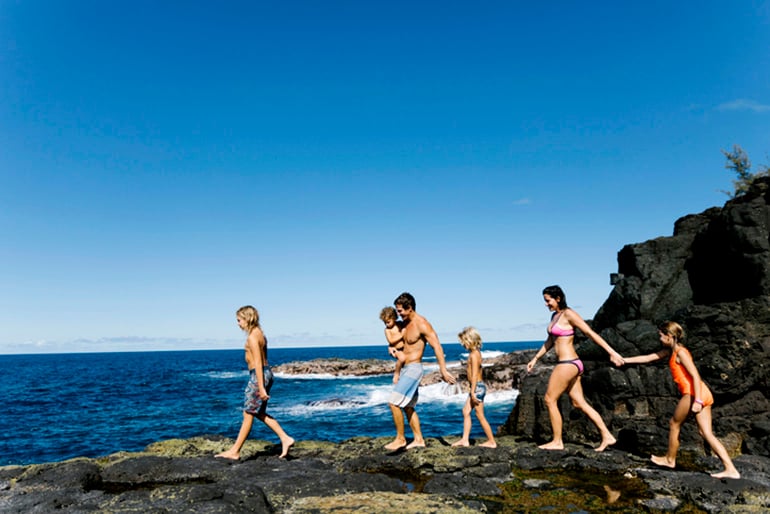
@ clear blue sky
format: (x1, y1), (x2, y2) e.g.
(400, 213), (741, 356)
(2, 1), (769, 354)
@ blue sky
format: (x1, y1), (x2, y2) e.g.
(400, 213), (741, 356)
(2, 1), (769, 354)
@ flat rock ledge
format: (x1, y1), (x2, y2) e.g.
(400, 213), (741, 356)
(1, 435), (769, 513)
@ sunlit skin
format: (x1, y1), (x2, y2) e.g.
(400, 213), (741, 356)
(451, 332), (496, 448)
(527, 293), (623, 452)
(384, 303), (456, 451)
(216, 313), (294, 460)
(618, 329), (740, 479)
(382, 316), (406, 384)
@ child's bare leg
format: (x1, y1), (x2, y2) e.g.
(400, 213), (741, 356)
(568, 378), (615, 452)
(257, 412), (295, 458)
(216, 411), (254, 459)
(695, 407), (740, 478)
(452, 398), (472, 446)
(405, 407), (425, 448)
(539, 366), (573, 449)
(474, 403), (497, 448)
(385, 403), (408, 450)
(652, 396), (689, 468)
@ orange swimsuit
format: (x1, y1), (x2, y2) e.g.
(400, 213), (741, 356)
(669, 347), (714, 407)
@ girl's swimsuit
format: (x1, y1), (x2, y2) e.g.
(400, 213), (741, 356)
(244, 366), (274, 415)
(557, 358), (584, 376)
(669, 347), (714, 406)
(472, 382), (487, 402)
(548, 312), (575, 337)
(548, 312), (582, 375)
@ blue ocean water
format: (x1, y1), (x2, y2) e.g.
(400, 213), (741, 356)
(0, 341), (538, 466)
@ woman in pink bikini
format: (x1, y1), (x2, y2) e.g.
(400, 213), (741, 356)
(527, 285), (624, 451)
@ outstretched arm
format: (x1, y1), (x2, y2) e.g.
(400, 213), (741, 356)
(622, 349), (668, 365)
(527, 336), (554, 373)
(422, 318), (456, 384)
(565, 309), (624, 365)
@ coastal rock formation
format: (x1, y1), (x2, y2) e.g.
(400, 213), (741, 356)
(274, 351), (535, 392)
(273, 358), (396, 377)
(503, 176), (770, 461)
(2, 435), (768, 513)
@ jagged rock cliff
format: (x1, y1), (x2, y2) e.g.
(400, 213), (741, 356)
(504, 176), (770, 458)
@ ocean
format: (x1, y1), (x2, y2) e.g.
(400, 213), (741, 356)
(0, 341), (538, 466)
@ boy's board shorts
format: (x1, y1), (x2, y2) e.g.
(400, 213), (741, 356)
(244, 367), (274, 416)
(472, 382), (487, 402)
(389, 363), (423, 408)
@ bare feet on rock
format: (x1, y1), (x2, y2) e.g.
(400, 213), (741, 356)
(650, 454), (676, 469)
(406, 439), (426, 449)
(279, 437), (295, 459)
(479, 440), (497, 448)
(384, 438), (407, 451)
(595, 435), (617, 452)
(215, 450), (240, 460)
(451, 439), (469, 447)
(538, 440), (564, 450)
(711, 469), (740, 479)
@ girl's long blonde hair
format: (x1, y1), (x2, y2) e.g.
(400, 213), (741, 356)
(658, 320), (684, 344)
(236, 305), (260, 332)
(458, 326), (482, 351)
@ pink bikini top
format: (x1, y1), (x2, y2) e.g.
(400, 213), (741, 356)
(548, 312), (574, 337)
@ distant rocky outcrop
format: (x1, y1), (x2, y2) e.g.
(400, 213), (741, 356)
(273, 358), (396, 377)
(503, 176), (770, 461)
(273, 351), (536, 393)
(2, 436), (768, 513)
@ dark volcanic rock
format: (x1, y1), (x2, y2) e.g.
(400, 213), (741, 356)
(503, 176), (770, 464)
(2, 436), (768, 513)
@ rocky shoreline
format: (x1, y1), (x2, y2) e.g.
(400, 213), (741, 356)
(273, 350), (534, 392)
(1, 434), (768, 513)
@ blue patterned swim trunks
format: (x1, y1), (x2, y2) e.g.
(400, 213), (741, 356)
(244, 367), (274, 415)
(388, 363), (423, 408)
(472, 382), (487, 403)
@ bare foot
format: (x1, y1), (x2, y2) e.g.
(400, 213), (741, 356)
(711, 469), (740, 479)
(451, 439), (469, 447)
(279, 437), (295, 459)
(595, 434), (617, 452)
(406, 439), (426, 449)
(384, 438), (407, 451)
(650, 454), (676, 469)
(538, 441), (564, 450)
(215, 450), (240, 460)
(479, 440), (497, 448)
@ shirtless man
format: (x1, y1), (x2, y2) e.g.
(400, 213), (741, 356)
(385, 292), (456, 450)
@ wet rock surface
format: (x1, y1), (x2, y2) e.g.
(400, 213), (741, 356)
(1, 435), (768, 513)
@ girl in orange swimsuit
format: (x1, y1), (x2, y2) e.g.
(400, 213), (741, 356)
(527, 285), (624, 452)
(619, 321), (740, 479)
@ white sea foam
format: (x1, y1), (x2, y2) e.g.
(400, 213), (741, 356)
(282, 384), (393, 415)
(281, 380), (520, 417)
(423, 361), (464, 373)
(418, 382), (519, 405)
(200, 370), (248, 380)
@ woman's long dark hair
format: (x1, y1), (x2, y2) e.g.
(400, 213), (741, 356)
(542, 285), (568, 309)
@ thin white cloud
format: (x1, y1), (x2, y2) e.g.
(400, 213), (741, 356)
(0, 336), (239, 354)
(716, 99), (770, 113)
(512, 198), (532, 206)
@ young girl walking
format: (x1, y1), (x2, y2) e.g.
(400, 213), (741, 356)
(452, 327), (496, 448)
(619, 321), (740, 479)
(216, 306), (294, 460)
